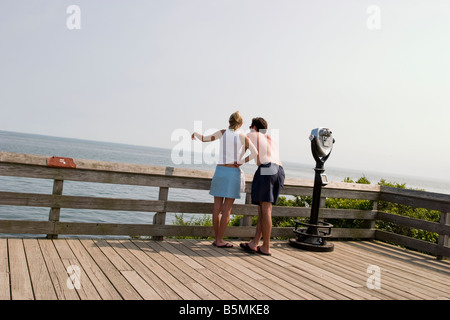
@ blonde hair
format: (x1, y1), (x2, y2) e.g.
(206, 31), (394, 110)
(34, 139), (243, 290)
(228, 111), (243, 130)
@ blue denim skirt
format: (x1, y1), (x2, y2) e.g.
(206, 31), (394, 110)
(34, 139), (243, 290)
(209, 165), (241, 199)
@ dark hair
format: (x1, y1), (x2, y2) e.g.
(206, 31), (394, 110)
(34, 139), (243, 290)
(250, 117), (268, 132)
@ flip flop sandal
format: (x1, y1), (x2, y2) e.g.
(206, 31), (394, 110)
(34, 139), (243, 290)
(216, 243), (233, 248)
(256, 246), (272, 256)
(240, 242), (256, 253)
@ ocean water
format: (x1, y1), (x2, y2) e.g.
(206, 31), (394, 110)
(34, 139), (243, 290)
(0, 130), (449, 234)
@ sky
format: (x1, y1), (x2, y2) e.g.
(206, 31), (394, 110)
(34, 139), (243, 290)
(1, 0), (449, 181)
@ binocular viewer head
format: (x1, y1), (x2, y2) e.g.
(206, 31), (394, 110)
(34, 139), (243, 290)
(309, 127), (335, 158)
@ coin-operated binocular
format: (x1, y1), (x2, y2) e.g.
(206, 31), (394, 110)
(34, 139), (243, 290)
(289, 128), (335, 252)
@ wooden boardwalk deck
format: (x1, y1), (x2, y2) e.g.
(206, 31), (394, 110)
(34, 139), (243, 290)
(0, 238), (448, 300)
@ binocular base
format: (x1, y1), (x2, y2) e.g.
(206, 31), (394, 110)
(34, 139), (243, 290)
(289, 220), (334, 252)
(289, 238), (334, 252)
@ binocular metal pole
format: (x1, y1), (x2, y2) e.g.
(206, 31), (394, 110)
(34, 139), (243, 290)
(289, 137), (334, 252)
(309, 163), (325, 237)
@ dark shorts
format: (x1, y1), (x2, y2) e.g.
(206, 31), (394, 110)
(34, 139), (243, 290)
(251, 163), (285, 205)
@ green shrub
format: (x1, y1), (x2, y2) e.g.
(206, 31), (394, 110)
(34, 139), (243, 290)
(376, 180), (440, 243)
(172, 176), (440, 244)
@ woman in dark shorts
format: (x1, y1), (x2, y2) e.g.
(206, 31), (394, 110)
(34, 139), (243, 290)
(240, 117), (285, 256)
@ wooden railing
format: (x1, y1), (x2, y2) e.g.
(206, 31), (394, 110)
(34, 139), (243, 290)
(0, 151), (449, 258)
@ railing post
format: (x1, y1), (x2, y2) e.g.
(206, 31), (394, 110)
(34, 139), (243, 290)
(241, 192), (253, 226)
(320, 196), (326, 209)
(362, 200), (377, 238)
(437, 211), (449, 260)
(47, 179), (64, 239)
(152, 187), (169, 241)
(239, 192), (253, 240)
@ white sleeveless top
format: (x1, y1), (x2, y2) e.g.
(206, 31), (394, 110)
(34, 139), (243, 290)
(218, 129), (244, 164)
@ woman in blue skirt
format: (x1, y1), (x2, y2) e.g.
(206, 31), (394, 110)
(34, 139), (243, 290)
(192, 111), (257, 248)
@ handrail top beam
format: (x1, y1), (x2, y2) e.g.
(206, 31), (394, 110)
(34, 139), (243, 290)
(0, 151), (382, 192)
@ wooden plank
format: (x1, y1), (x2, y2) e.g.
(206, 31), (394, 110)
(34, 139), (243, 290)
(438, 212), (450, 260)
(226, 241), (321, 300)
(120, 270), (163, 300)
(187, 240), (290, 300)
(342, 241), (449, 297)
(377, 211), (450, 234)
(325, 243), (414, 299)
(266, 244), (376, 300)
(380, 186), (450, 212)
(37, 239), (80, 300)
(103, 240), (163, 300)
(1, 152), (384, 199)
(243, 243), (348, 300)
(256, 244), (380, 299)
(178, 240), (273, 300)
(322, 188), (380, 200)
(323, 242), (424, 299)
(346, 241), (450, 288)
(52, 239), (102, 300)
(272, 227), (375, 239)
(139, 240), (218, 300)
(91, 239), (133, 272)
(0, 220), (54, 235)
(79, 239), (142, 300)
(130, 239), (201, 300)
(232, 246), (340, 300)
(157, 240), (205, 270)
(0, 162), (212, 190)
(55, 222), (162, 236)
(1, 238), (449, 300)
(281, 242), (390, 300)
(0, 152), (48, 166)
(0, 191), (165, 212)
(22, 239), (57, 300)
(151, 240), (234, 299)
(0, 238), (10, 300)
(115, 240), (181, 300)
(59, 222), (375, 239)
(336, 241), (450, 299)
(352, 242), (450, 298)
(168, 240), (255, 300)
(0, 220), (374, 240)
(376, 230), (450, 258)
(65, 239), (122, 300)
(153, 187), (169, 240)
(47, 179), (64, 239)
(0, 152), (213, 179)
(0, 192), (377, 220)
(8, 239), (34, 300)
(271, 246), (376, 299)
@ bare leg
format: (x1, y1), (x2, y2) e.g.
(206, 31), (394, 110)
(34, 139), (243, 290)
(212, 197), (223, 244)
(258, 202), (272, 255)
(215, 197), (235, 247)
(247, 204), (262, 251)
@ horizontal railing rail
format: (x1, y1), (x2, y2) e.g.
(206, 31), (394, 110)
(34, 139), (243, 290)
(0, 151), (448, 258)
(377, 186), (450, 258)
